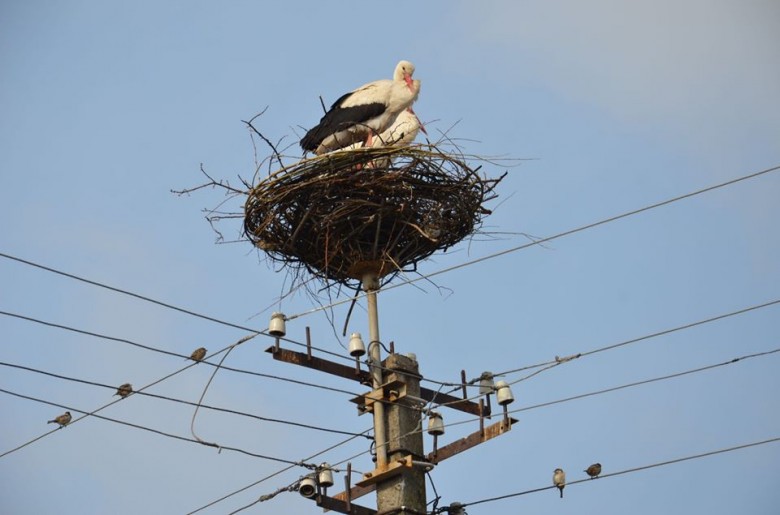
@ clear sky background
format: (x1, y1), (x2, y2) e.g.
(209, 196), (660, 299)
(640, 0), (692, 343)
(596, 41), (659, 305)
(2, 1), (779, 514)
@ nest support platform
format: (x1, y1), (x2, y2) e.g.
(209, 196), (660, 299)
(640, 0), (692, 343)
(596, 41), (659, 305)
(243, 145), (504, 288)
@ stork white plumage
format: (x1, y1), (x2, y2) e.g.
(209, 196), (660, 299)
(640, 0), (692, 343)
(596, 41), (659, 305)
(339, 107), (427, 169)
(300, 60), (420, 155)
(343, 107), (428, 150)
(341, 108), (426, 151)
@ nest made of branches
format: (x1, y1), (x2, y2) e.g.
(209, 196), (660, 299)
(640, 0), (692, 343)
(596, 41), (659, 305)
(243, 144), (504, 289)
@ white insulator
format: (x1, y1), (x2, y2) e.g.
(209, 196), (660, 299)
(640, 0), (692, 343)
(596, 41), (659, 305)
(449, 502), (466, 515)
(348, 332), (366, 357)
(427, 411), (445, 436)
(298, 476), (317, 498)
(495, 380), (515, 406)
(479, 371), (495, 395)
(318, 463), (334, 488)
(268, 312), (286, 337)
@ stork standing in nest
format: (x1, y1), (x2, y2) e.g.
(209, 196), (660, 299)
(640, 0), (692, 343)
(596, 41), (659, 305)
(300, 60), (420, 155)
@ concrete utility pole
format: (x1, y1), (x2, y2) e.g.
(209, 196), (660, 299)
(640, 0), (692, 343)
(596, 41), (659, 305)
(377, 352), (426, 514)
(364, 274), (426, 514)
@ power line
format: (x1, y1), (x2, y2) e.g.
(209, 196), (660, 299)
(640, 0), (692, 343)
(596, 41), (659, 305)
(0, 387), (317, 466)
(0, 252), (458, 389)
(0, 251), (265, 334)
(418, 304), (780, 431)
(0, 251), (352, 363)
(1, 310), (184, 358)
(0, 361), (371, 439)
(0, 248), (463, 387)
(186, 429), (372, 514)
(509, 347), (780, 415)
(1, 307), (458, 394)
(424, 297), (780, 395)
(318, 347), (780, 467)
(0, 335), (256, 459)
(441, 436), (780, 511)
(284, 163), (780, 322)
(494, 298), (780, 383)
(434, 347), (780, 434)
(0, 310), (360, 397)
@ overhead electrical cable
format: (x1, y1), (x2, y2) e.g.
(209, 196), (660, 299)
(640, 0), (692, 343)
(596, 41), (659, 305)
(433, 347), (780, 434)
(0, 251), (349, 362)
(284, 164), (780, 321)
(186, 429), (372, 514)
(0, 387), (318, 465)
(328, 347), (780, 467)
(0, 310), (359, 397)
(0, 336), (276, 459)
(438, 436), (780, 511)
(0, 361), (369, 439)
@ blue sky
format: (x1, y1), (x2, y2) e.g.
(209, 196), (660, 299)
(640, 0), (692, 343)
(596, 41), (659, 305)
(1, 1), (779, 514)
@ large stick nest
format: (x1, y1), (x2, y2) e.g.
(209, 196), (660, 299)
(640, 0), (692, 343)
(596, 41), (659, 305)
(243, 144), (504, 288)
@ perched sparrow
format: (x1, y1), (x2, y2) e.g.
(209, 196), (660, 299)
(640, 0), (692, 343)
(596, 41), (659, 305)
(47, 411), (72, 427)
(188, 347), (207, 362)
(553, 468), (566, 498)
(585, 463), (602, 478)
(114, 383), (133, 398)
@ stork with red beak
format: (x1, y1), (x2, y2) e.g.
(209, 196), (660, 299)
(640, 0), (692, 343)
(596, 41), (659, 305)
(300, 60), (420, 154)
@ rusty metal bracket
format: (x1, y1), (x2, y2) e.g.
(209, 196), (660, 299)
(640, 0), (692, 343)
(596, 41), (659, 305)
(356, 455), (414, 488)
(427, 418), (517, 464)
(266, 346), (371, 384)
(349, 379), (408, 414)
(265, 345), (487, 416)
(316, 494), (376, 515)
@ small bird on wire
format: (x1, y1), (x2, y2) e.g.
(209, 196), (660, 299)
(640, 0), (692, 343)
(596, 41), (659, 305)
(114, 383), (133, 398)
(47, 411), (72, 427)
(553, 468), (566, 498)
(188, 347), (207, 362)
(585, 463), (602, 478)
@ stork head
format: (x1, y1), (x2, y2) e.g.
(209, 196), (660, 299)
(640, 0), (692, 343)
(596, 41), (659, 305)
(394, 60), (416, 91)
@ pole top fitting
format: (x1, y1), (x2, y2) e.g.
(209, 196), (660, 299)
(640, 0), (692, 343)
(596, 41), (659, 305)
(361, 274), (380, 292)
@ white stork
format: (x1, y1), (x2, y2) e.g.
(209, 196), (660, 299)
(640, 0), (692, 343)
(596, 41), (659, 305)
(300, 60), (420, 154)
(341, 108), (427, 150)
(340, 107), (427, 169)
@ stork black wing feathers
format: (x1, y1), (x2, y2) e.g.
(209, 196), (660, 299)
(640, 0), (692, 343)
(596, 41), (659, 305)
(300, 98), (387, 152)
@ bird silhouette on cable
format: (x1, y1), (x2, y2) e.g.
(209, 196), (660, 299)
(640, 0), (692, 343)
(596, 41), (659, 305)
(585, 463), (602, 478)
(553, 468), (566, 498)
(114, 383), (133, 398)
(47, 411), (72, 427)
(188, 347), (207, 362)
